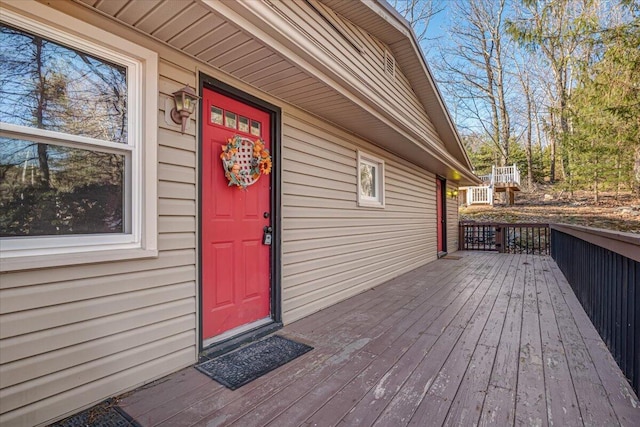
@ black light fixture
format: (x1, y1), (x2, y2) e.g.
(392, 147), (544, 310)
(170, 85), (200, 134)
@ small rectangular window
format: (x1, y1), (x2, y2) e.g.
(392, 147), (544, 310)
(360, 163), (377, 198)
(357, 150), (385, 208)
(250, 120), (261, 136)
(238, 116), (250, 133)
(225, 111), (237, 129)
(211, 106), (223, 125)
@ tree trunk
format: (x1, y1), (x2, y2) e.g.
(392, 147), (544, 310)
(634, 145), (640, 197)
(549, 113), (556, 183)
(34, 36), (50, 187)
(518, 68), (534, 189)
(594, 167), (599, 204)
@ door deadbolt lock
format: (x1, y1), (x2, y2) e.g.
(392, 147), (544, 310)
(263, 226), (273, 246)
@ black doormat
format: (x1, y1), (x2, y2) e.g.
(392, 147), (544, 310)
(196, 335), (313, 390)
(48, 398), (140, 427)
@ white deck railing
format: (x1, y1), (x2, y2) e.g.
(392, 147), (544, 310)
(492, 164), (520, 186)
(466, 186), (493, 205)
(463, 164), (520, 206)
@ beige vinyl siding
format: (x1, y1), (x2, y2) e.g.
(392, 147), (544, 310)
(281, 114), (437, 323)
(267, 0), (443, 148)
(0, 55), (198, 426)
(0, 1), (466, 425)
(447, 184), (460, 253)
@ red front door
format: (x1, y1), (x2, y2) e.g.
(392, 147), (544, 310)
(201, 88), (272, 341)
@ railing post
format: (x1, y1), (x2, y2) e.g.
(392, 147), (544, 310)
(495, 226), (504, 253)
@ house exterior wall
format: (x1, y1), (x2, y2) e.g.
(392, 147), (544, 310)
(281, 113), (437, 323)
(0, 4), (199, 425)
(0, 1), (460, 425)
(0, 59), (199, 427)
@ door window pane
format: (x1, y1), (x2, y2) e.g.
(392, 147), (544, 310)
(251, 120), (261, 136)
(225, 111), (237, 129)
(0, 24), (128, 143)
(0, 138), (125, 236)
(211, 106), (223, 125)
(238, 116), (250, 133)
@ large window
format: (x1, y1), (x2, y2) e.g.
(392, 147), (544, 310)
(357, 150), (385, 208)
(0, 4), (158, 271)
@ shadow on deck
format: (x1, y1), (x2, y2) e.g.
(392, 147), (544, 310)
(118, 252), (640, 426)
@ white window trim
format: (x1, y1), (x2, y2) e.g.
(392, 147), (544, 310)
(357, 150), (385, 208)
(0, 3), (158, 272)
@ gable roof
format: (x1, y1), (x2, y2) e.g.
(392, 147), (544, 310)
(322, 0), (473, 173)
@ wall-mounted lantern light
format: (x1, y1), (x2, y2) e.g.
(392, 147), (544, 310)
(448, 189), (459, 199)
(170, 85), (200, 134)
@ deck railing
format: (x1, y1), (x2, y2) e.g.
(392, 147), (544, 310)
(459, 222), (550, 254)
(492, 164), (521, 185)
(466, 186), (493, 205)
(550, 224), (639, 395)
(463, 164), (520, 206)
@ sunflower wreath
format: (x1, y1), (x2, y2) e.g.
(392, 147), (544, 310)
(220, 135), (272, 189)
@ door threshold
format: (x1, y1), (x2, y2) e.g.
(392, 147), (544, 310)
(200, 318), (282, 361)
(203, 317), (272, 348)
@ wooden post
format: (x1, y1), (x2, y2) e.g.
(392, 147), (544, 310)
(509, 189), (515, 205)
(495, 226), (504, 253)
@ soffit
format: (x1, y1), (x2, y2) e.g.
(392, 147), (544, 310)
(74, 0), (476, 184)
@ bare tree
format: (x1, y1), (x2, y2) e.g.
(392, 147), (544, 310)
(514, 58), (534, 188)
(435, 0), (514, 165)
(390, 0), (445, 51)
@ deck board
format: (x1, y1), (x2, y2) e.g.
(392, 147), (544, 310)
(532, 256), (582, 426)
(118, 253), (640, 427)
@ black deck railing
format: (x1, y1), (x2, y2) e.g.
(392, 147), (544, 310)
(551, 224), (639, 395)
(459, 222), (550, 255)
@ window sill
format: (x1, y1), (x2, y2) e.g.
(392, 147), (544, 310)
(357, 200), (385, 209)
(0, 247), (159, 272)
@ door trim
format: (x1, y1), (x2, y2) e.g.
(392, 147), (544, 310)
(437, 176), (447, 257)
(198, 74), (282, 354)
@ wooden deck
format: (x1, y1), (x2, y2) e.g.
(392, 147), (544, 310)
(118, 252), (640, 426)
